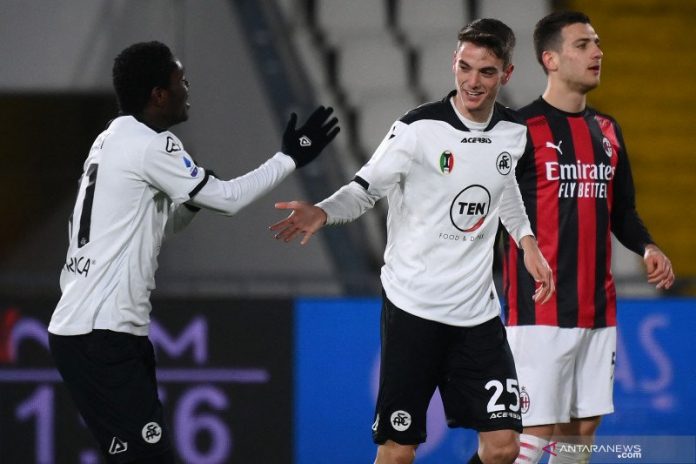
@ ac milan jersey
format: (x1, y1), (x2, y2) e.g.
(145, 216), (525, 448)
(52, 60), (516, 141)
(319, 93), (533, 327)
(503, 98), (652, 328)
(49, 116), (295, 336)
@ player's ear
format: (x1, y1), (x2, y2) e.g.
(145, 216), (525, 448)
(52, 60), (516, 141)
(150, 86), (168, 107)
(541, 50), (558, 73)
(501, 64), (514, 85)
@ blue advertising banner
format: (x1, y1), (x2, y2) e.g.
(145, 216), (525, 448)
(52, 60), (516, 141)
(295, 298), (696, 464)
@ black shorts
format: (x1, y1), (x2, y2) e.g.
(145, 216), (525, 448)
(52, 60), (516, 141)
(372, 294), (522, 445)
(49, 330), (172, 463)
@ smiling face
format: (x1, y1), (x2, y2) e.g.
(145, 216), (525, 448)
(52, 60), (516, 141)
(451, 41), (513, 123)
(547, 22), (603, 94)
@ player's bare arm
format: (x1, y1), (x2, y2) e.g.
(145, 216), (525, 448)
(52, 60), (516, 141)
(643, 244), (675, 290)
(270, 201), (327, 245)
(519, 235), (555, 303)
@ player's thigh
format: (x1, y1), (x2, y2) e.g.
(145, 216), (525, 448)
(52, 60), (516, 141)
(373, 295), (448, 445)
(572, 327), (616, 420)
(50, 331), (171, 462)
(506, 325), (579, 426)
(441, 317), (521, 432)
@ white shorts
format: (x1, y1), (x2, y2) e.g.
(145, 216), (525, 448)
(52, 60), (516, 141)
(506, 325), (616, 427)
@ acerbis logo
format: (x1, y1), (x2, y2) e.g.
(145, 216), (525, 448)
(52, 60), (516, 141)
(372, 414), (380, 432)
(390, 410), (411, 432)
(461, 136), (491, 143)
(440, 150), (455, 174)
(496, 152), (512, 175)
(165, 136), (182, 153)
(450, 185), (491, 232)
(142, 422), (162, 444)
(108, 436), (128, 455)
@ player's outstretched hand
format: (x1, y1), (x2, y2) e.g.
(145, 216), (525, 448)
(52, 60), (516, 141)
(519, 235), (555, 304)
(270, 201), (328, 245)
(282, 106), (340, 168)
(644, 244), (675, 290)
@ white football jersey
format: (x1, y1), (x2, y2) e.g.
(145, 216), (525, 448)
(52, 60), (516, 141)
(49, 116), (295, 335)
(319, 95), (533, 326)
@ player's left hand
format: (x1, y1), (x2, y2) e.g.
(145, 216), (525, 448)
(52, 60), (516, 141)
(270, 201), (327, 245)
(520, 235), (555, 304)
(644, 244), (675, 290)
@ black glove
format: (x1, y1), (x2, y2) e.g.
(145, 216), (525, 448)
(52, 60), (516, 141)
(282, 106), (340, 168)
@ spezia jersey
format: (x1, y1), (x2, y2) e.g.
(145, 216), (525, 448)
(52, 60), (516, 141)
(49, 115), (295, 336)
(319, 92), (533, 327)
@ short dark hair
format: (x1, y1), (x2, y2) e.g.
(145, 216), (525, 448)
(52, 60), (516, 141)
(112, 41), (178, 115)
(457, 18), (516, 68)
(534, 11), (592, 70)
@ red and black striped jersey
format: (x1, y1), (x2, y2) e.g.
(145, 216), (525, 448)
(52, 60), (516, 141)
(503, 98), (653, 328)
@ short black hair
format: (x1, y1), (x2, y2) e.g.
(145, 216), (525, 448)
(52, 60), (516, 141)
(457, 18), (516, 68)
(534, 11), (592, 70)
(112, 41), (178, 115)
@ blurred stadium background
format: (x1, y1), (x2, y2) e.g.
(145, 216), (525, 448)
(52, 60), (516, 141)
(0, 0), (694, 463)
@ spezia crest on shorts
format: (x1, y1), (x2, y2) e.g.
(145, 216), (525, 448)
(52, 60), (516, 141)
(439, 150), (455, 174)
(390, 410), (412, 431)
(142, 421), (162, 444)
(520, 387), (530, 414)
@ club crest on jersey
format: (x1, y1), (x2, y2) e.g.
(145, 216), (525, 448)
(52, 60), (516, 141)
(496, 152), (512, 175)
(602, 136), (613, 157)
(520, 387), (530, 414)
(165, 136), (182, 153)
(439, 150), (455, 174)
(182, 156), (199, 177)
(450, 185), (490, 232)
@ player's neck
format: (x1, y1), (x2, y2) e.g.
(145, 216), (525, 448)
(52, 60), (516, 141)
(136, 109), (170, 133)
(542, 83), (587, 114)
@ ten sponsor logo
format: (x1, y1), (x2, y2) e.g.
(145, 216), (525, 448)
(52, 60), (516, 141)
(390, 410), (412, 432)
(449, 185), (491, 232)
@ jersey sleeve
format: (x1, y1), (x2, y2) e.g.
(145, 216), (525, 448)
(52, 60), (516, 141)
(500, 130), (534, 246)
(610, 123), (654, 255)
(141, 132), (210, 204)
(188, 152), (296, 216)
(317, 120), (418, 224)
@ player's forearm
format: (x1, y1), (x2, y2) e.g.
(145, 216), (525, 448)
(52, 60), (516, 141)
(316, 181), (378, 225)
(164, 203), (199, 237)
(190, 153), (295, 216)
(499, 180), (534, 245)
